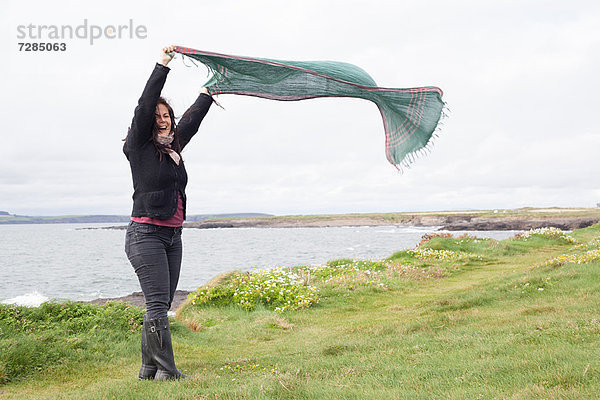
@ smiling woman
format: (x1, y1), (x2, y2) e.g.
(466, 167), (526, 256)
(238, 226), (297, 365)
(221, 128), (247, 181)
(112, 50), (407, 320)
(122, 45), (213, 381)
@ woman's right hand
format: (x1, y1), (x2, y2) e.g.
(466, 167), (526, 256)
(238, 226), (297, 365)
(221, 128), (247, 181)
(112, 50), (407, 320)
(159, 45), (176, 67)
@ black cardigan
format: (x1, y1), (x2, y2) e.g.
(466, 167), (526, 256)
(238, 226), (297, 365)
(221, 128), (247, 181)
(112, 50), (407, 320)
(123, 63), (212, 220)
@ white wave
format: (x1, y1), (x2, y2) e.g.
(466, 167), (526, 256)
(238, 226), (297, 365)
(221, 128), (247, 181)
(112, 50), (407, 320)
(1, 291), (49, 307)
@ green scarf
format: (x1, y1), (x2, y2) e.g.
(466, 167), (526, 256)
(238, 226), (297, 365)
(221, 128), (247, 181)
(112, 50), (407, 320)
(173, 46), (445, 169)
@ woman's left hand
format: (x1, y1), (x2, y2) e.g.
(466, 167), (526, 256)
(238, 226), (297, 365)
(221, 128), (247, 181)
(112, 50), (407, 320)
(199, 87), (210, 95)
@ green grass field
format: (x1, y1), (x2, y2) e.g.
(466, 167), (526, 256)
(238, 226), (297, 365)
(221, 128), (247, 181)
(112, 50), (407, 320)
(1, 225), (599, 399)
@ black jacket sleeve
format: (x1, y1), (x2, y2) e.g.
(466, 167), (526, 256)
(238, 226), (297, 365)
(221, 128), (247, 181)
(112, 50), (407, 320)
(177, 93), (213, 150)
(126, 63), (170, 149)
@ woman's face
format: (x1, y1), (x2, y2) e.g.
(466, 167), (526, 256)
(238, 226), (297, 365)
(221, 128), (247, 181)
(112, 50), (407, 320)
(155, 103), (172, 136)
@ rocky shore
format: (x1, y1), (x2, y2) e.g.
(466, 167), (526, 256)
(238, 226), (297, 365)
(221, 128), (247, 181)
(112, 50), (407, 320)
(439, 216), (599, 231)
(87, 290), (191, 311)
(184, 210), (600, 231)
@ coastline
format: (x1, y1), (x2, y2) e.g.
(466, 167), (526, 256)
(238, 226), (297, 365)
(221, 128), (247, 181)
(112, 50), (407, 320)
(22, 207), (599, 309)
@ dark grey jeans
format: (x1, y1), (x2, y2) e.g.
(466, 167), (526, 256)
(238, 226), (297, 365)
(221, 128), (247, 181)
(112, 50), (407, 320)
(125, 221), (183, 319)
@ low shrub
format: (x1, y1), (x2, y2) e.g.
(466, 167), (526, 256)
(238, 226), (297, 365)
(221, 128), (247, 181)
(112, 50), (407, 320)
(387, 247), (481, 263)
(538, 249), (600, 268)
(513, 227), (576, 244)
(189, 267), (319, 313)
(418, 232), (453, 247)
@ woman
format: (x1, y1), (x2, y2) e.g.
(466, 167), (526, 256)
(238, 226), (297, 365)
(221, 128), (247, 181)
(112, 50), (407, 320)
(123, 45), (213, 380)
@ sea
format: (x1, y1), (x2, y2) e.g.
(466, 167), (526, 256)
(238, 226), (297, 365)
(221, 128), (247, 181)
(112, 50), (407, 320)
(0, 223), (520, 307)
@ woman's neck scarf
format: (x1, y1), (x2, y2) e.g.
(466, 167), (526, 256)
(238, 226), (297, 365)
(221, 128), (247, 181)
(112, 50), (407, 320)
(173, 46), (445, 170)
(156, 132), (181, 165)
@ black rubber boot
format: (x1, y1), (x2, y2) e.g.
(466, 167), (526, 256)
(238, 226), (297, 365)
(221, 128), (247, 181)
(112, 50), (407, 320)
(138, 315), (157, 380)
(146, 317), (187, 381)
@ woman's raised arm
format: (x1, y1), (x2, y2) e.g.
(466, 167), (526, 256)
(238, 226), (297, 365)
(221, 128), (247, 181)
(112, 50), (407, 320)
(125, 46), (175, 149)
(177, 88), (213, 150)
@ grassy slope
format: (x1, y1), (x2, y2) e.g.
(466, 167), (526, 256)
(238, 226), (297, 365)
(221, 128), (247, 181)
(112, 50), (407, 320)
(2, 226), (600, 399)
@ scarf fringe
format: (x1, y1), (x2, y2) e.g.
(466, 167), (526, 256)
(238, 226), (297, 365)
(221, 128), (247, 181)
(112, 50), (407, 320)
(394, 102), (448, 174)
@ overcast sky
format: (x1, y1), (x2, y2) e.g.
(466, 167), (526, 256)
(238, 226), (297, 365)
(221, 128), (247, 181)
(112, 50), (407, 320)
(3, 0), (599, 216)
